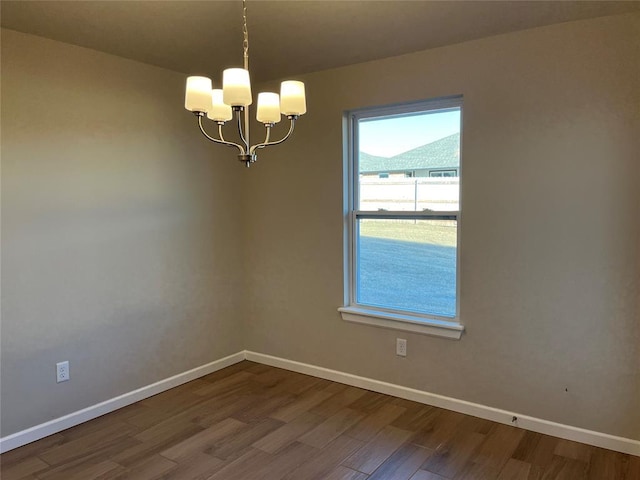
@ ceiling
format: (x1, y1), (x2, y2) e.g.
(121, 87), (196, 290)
(2, 1), (638, 83)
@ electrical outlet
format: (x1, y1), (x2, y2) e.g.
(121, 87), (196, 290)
(56, 361), (69, 383)
(396, 338), (407, 357)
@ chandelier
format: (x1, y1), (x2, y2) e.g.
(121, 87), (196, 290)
(184, 0), (306, 167)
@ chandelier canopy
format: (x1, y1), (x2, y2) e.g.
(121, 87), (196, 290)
(184, 0), (306, 167)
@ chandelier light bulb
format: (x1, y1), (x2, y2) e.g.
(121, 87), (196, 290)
(223, 68), (252, 107)
(207, 89), (233, 122)
(280, 81), (306, 116)
(185, 76), (213, 112)
(256, 93), (282, 124)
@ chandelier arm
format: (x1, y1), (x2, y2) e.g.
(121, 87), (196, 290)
(197, 115), (244, 155)
(248, 126), (271, 155)
(253, 125), (271, 151)
(217, 123), (246, 154)
(236, 109), (250, 152)
(249, 118), (296, 155)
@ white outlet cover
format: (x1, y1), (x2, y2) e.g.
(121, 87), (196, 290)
(396, 338), (407, 357)
(56, 361), (70, 383)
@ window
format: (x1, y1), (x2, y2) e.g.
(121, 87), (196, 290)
(339, 97), (464, 339)
(429, 169), (457, 178)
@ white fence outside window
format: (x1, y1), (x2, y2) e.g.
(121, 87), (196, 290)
(359, 177), (459, 212)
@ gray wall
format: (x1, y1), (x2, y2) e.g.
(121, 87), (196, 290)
(2, 13), (638, 442)
(1, 29), (245, 436)
(244, 13), (640, 440)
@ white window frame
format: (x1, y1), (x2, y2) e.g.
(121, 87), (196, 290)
(339, 96), (465, 340)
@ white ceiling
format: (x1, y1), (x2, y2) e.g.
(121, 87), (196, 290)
(2, 1), (638, 83)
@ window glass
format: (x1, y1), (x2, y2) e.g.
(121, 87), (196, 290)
(357, 218), (457, 317)
(358, 110), (460, 212)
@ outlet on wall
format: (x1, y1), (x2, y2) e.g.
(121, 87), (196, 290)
(396, 338), (407, 357)
(56, 361), (70, 383)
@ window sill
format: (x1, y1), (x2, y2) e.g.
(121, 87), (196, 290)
(338, 306), (464, 340)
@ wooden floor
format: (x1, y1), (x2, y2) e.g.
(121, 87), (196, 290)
(1, 361), (638, 480)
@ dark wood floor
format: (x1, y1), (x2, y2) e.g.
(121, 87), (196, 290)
(1, 361), (638, 480)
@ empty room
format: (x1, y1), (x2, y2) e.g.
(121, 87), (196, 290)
(1, 1), (638, 479)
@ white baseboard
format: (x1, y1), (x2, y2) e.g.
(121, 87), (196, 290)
(0, 351), (245, 454)
(245, 351), (640, 457)
(3, 350), (638, 457)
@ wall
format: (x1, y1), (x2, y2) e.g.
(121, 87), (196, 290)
(245, 13), (640, 440)
(1, 29), (245, 436)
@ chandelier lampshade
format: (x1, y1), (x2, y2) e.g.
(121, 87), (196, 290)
(280, 81), (307, 116)
(207, 89), (232, 122)
(256, 93), (281, 124)
(184, 76), (213, 112)
(222, 68), (252, 107)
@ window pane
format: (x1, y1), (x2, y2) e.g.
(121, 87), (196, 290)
(356, 218), (457, 317)
(358, 109), (460, 212)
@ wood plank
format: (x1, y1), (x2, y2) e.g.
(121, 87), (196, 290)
(0, 433), (65, 467)
(36, 459), (125, 480)
(346, 402), (407, 442)
(38, 422), (140, 466)
(123, 387), (222, 430)
(420, 431), (486, 479)
(309, 385), (368, 417)
(343, 425), (413, 474)
(586, 448), (625, 480)
(627, 454), (640, 479)
(391, 404), (440, 432)
(0, 456), (49, 480)
(409, 470), (449, 480)
(199, 360), (255, 382)
(189, 393), (260, 428)
(271, 370), (325, 395)
(456, 423), (525, 480)
(325, 465), (370, 480)
(193, 371), (256, 397)
(159, 417), (246, 461)
(251, 441), (319, 479)
(497, 459), (539, 480)
(512, 431), (559, 470)
(154, 452), (223, 479)
(253, 411), (325, 454)
(540, 455), (588, 480)
(367, 443), (434, 480)
(553, 439), (592, 463)
(299, 408), (366, 449)
(349, 391), (393, 413)
(270, 388), (334, 422)
(205, 447), (273, 480)
(105, 455), (176, 480)
(283, 434), (365, 480)
(112, 416), (205, 466)
(231, 391), (296, 423)
(61, 404), (146, 441)
(410, 409), (467, 450)
(204, 417), (284, 461)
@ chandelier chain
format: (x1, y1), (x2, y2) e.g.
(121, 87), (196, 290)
(242, 0), (249, 70)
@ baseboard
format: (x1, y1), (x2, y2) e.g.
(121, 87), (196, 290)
(245, 351), (640, 456)
(0, 351), (245, 454)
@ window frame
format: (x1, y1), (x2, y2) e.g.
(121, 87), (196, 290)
(339, 96), (465, 340)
